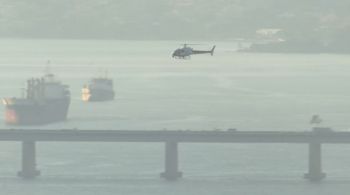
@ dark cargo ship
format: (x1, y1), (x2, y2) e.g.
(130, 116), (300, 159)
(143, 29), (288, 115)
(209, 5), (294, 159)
(2, 73), (70, 125)
(82, 77), (115, 102)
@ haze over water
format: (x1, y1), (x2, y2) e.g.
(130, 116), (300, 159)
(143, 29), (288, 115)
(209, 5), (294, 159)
(0, 39), (350, 194)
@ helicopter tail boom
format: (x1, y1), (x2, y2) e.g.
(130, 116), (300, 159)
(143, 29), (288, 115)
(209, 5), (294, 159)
(191, 45), (216, 56)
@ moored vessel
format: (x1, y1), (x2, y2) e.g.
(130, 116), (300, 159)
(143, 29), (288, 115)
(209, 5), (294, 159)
(82, 76), (115, 102)
(2, 73), (70, 125)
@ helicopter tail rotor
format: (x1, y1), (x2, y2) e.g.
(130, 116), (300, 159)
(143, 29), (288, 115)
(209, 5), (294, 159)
(211, 45), (216, 56)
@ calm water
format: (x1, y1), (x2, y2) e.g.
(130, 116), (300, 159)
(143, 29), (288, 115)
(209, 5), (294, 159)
(0, 39), (350, 194)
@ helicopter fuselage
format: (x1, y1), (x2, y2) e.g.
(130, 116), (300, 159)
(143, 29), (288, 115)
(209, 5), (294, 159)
(172, 45), (215, 59)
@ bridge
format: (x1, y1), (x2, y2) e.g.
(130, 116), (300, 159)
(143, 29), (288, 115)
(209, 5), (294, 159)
(0, 127), (347, 181)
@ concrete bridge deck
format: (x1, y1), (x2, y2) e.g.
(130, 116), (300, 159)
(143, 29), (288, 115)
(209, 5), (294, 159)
(0, 128), (348, 143)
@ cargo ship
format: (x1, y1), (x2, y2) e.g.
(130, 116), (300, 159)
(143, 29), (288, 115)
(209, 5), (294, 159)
(82, 77), (115, 102)
(2, 73), (70, 125)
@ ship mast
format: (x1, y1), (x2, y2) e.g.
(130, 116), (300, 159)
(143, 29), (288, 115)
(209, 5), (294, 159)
(104, 69), (108, 79)
(44, 60), (52, 75)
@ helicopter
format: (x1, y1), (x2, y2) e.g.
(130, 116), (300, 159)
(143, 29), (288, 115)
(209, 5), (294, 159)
(172, 44), (216, 59)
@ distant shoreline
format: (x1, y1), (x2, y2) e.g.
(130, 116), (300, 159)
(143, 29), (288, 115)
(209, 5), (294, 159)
(240, 41), (350, 54)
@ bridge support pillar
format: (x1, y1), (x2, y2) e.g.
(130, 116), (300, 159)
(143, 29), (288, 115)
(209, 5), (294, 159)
(160, 141), (182, 181)
(18, 141), (40, 179)
(304, 142), (326, 181)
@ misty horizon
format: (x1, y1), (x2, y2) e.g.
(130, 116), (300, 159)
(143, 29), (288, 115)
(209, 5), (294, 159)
(0, 0), (348, 41)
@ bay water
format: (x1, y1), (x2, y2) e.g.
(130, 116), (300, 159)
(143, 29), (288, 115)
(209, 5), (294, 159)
(0, 39), (349, 194)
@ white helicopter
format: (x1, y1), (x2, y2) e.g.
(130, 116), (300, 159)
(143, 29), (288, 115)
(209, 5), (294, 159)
(172, 44), (216, 59)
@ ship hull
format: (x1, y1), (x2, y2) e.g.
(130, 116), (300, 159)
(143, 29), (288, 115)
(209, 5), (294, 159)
(82, 88), (115, 102)
(4, 98), (70, 125)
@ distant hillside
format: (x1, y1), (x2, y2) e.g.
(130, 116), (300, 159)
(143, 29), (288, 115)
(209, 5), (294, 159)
(0, 0), (349, 44)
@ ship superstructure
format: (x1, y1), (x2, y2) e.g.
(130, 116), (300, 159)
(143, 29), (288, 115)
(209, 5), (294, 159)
(2, 73), (70, 125)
